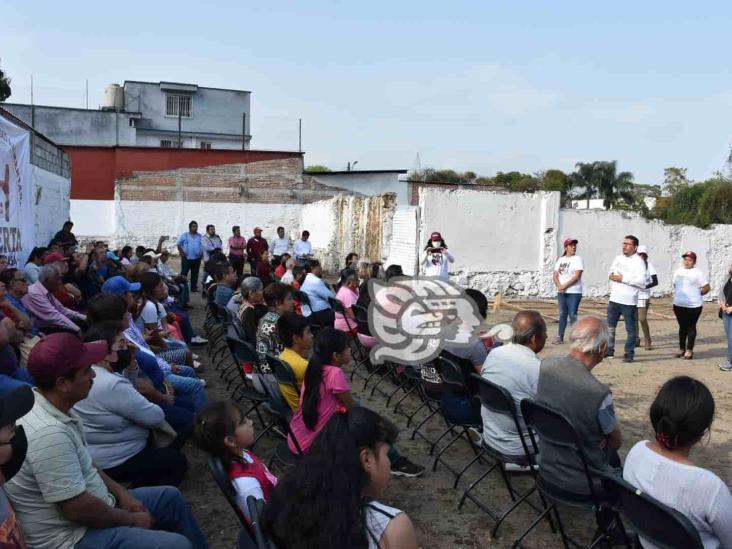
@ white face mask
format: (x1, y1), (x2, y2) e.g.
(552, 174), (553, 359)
(431, 240), (441, 248)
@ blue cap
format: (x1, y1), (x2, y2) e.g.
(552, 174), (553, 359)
(101, 276), (141, 295)
(106, 251), (119, 261)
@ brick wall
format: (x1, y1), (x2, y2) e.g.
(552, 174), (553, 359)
(407, 180), (504, 205)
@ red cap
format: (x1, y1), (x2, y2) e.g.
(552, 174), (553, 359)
(682, 251), (697, 261)
(253, 227), (262, 233)
(430, 231), (442, 241)
(563, 238), (578, 248)
(44, 252), (69, 264)
(27, 333), (108, 384)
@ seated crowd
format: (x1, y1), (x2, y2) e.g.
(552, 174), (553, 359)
(1, 219), (730, 549)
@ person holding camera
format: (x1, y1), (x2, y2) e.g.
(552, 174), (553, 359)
(421, 231), (454, 280)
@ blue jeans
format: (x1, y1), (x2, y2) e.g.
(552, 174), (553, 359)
(441, 390), (482, 425)
(165, 372), (207, 411)
(557, 292), (582, 339)
(607, 301), (638, 359)
(180, 257), (202, 292)
(168, 306), (195, 344)
(75, 486), (208, 549)
(723, 314), (732, 363)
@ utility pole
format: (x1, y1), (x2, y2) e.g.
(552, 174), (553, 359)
(85, 79), (89, 109)
(178, 106), (182, 148)
(30, 75), (35, 127)
(298, 118), (302, 152)
(242, 112), (246, 150)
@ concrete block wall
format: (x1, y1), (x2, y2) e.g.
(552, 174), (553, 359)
(32, 165), (71, 248)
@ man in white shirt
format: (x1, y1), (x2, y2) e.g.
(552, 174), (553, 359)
(293, 231), (313, 266)
(271, 226), (291, 263)
(607, 234), (647, 362)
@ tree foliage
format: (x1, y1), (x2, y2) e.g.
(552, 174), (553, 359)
(304, 165), (331, 172)
(0, 67), (10, 102)
(652, 175), (732, 228)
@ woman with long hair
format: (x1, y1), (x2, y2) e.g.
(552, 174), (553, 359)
(552, 238), (584, 344)
(263, 407), (418, 549)
(421, 231), (454, 280)
(635, 245), (658, 350)
(672, 252), (710, 360)
(623, 376), (732, 547)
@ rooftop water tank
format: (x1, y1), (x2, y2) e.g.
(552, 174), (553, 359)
(101, 83), (124, 111)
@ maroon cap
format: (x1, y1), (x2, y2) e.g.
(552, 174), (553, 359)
(27, 333), (108, 384)
(253, 227), (263, 233)
(563, 238), (578, 248)
(430, 231), (442, 241)
(682, 251), (697, 261)
(44, 252), (69, 264)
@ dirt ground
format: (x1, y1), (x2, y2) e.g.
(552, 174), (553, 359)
(179, 295), (732, 548)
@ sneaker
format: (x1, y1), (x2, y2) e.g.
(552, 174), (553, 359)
(604, 351), (615, 358)
(190, 335), (208, 345)
(467, 427), (483, 446)
(503, 462), (538, 473)
(552, 337), (564, 345)
(390, 457), (425, 478)
(192, 354), (200, 360)
(720, 362), (732, 372)
(198, 379), (207, 387)
(622, 356), (634, 363)
(193, 360), (205, 372)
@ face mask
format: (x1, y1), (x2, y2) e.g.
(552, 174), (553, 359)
(431, 240), (441, 248)
(109, 349), (132, 373)
(1, 426), (27, 484)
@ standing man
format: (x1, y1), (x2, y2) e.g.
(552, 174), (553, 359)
(293, 230), (313, 267)
(271, 226), (291, 265)
(176, 221), (203, 293)
(201, 225), (223, 263)
(51, 221), (78, 248)
(228, 226), (247, 279)
(246, 227), (269, 274)
(607, 235), (647, 363)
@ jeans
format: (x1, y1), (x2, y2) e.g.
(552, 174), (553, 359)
(557, 292), (582, 339)
(723, 314), (732, 363)
(158, 400), (194, 447)
(441, 390), (482, 425)
(165, 372), (207, 411)
(180, 257), (202, 292)
(606, 301), (637, 359)
(75, 486), (208, 549)
(105, 446), (188, 488)
(169, 305), (195, 344)
(673, 305), (703, 351)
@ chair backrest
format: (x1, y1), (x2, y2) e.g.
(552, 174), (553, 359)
(246, 496), (277, 549)
(594, 469), (704, 549)
(352, 303), (368, 322)
(207, 455), (249, 527)
(434, 355), (466, 389)
(266, 353), (298, 387)
(229, 336), (259, 365)
(237, 526), (258, 549)
(297, 290), (311, 306)
(327, 296), (344, 314)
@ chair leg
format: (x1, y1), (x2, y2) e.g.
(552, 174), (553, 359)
(511, 503), (560, 549)
(394, 383), (421, 417)
(453, 447), (486, 490)
(431, 427), (465, 471)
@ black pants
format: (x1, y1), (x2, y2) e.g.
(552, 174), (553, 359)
(105, 445), (188, 488)
(230, 254), (245, 278)
(180, 257), (202, 291)
(309, 308), (335, 328)
(673, 305), (703, 351)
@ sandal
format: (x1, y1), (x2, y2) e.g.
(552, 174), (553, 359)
(683, 351), (694, 360)
(676, 350), (686, 358)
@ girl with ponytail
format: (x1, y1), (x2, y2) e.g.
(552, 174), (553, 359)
(623, 376), (732, 547)
(263, 407), (418, 549)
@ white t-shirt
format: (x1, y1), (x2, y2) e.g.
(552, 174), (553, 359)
(422, 248), (454, 279)
(136, 300), (165, 332)
(608, 253), (648, 306)
(554, 255), (584, 294)
(623, 441), (732, 549)
(673, 267), (708, 308)
(638, 261), (657, 300)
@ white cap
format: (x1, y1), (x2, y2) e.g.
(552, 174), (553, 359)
(143, 251), (162, 259)
(637, 245), (648, 255)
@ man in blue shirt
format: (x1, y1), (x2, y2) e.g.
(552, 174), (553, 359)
(176, 221), (203, 292)
(300, 259), (336, 326)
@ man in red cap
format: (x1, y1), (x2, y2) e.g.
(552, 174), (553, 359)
(246, 227), (269, 274)
(421, 231), (454, 279)
(4, 333), (208, 549)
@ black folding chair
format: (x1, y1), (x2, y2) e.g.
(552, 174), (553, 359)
(459, 374), (553, 539)
(264, 354), (305, 471)
(295, 291), (323, 335)
(516, 399), (629, 549)
(328, 297), (371, 382)
(246, 496), (277, 549)
(237, 526), (258, 549)
(594, 469), (703, 549)
(207, 455), (250, 527)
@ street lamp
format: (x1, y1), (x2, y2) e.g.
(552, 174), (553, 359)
(347, 160), (359, 171)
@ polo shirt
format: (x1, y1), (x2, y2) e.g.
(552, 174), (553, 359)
(176, 232), (203, 260)
(5, 389), (114, 549)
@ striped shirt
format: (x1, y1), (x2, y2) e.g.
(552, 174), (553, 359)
(364, 501), (402, 549)
(4, 389), (115, 549)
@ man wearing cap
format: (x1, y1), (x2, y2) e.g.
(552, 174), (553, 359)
(293, 230), (313, 268)
(246, 227), (269, 273)
(5, 333), (208, 549)
(552, 238), (584, 344)
(422, 231), (454, 279)
(22, 265), (86, 334)
(606, 234), (647, 362)
(177, 221), (203, 293)
(201, 225), (223, 263)
(0, 385), (35, 547)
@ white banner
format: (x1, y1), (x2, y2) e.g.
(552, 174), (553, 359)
(0, 115), (33, 269)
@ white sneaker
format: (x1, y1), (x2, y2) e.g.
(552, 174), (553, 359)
(198, 379), (207, 387)
(193, 360), (204, 371)
(720, 362), (732, 372)
(503, 462), (538, 473)
(467, 427), (483, 446)
(192, 353), (200, 360)
(191, 336), (208, 345)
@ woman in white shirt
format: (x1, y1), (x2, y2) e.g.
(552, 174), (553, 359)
(552, 238), (584, 344)
(422, 231), (454, 280)
(672, 251), (710, 360)
(635, 245), (658, 350)
(623, 376), (732, 549)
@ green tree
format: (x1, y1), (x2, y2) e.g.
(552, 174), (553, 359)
(663, 166), (691, 195)
(304, 165), (331, 172)
(570, 162), (601, 208)
(595, 160), (635, 209)
(0, 67), (10, 102)
(540, 169), (570, 204)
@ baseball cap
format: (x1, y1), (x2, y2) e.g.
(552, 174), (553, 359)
(253, 227), (263, 233)
(143, 251), (162, 259)
(682, 251), (697, 261)
(563, 238), (578, 247)
(101, 276), (141, 295)
(430, 231), (442, 241)
(43, 252), (69, 264)
(0, 385), (34, 428)
(637, 245), (648, 255)
(27, 333), (108, 384)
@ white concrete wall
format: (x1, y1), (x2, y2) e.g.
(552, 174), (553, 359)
(386, 206), (419, 275)
(70, 200), (116, 239)
(32, 165), (71, 248)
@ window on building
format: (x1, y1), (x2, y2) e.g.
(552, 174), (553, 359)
(199, 141), (212, 150)
(160, 139), (174, 148)
(165, 95), (192, 118)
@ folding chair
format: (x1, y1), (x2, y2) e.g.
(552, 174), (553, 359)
(207, 455), (250, 528)
(515, 399), (629, 549)
(294, 291), (323, 335)
(328, 297), (371, 382)
(594, 469), (703, 549)
(264, 354), (305, 472)
(246, 496), (278, 549)
(237, 526), (258, 549)
(459, 374), (554, 539)
(410, 362), (451, 449)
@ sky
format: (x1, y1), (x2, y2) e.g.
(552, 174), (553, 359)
(2, 1), (732, 184)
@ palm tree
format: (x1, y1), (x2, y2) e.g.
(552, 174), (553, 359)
(595, 161), (635, 209)
(571, 162), (600, 208)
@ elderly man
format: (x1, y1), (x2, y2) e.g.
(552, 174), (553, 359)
(480, 310), (546, 462)
(22, 264), (86, 334)
(5, 333), (207, 549)
(536, 316), (622, 495)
